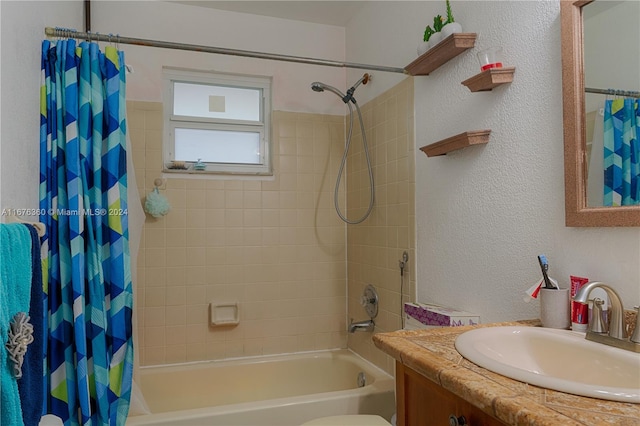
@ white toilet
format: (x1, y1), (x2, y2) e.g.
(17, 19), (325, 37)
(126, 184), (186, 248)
(301, 414), (392, 426)
(39, 415), (64, 426)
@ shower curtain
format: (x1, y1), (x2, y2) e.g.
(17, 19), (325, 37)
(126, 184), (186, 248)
(603, 98), (640, 206)
(39, 39), (133, 426)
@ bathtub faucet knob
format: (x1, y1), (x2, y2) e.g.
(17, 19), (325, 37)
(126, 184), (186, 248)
(360, 295), (376, 306)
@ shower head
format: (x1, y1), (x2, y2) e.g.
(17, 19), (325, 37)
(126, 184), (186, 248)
(310, 82), (347, 100)
(311, 74), (371, 104)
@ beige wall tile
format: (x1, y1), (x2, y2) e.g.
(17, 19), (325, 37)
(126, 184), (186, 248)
(130, 102), (349, 365)
(164, 345), (186, 364)
(145, 267), (167, 287)
(345, 79), (416, 374)
(145, 287), (166, 307)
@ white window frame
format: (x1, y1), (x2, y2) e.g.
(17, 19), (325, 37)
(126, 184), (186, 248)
(162, 67), (272, 176)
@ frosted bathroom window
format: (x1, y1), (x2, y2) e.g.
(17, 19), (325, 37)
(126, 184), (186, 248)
(163, 68), (272, 175)
(174, 128), (261, 164)
(173, 83), (261, 122)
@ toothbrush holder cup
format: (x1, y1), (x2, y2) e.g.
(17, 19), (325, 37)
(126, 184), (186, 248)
(540, 287), (571, 329)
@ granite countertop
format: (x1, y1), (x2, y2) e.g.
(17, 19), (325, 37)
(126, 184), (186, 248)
(372, 320), (640, 426)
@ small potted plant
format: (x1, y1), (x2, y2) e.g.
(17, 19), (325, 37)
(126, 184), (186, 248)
(418, 25), (434, 55)
(429, 15), (445, 47)
(441, 0), (463, 39)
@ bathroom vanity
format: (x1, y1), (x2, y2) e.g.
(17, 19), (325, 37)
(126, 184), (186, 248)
(373, 320), (640, 426)
(396, 362), (505, 425)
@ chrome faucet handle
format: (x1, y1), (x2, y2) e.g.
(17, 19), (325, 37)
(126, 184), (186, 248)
(631, 306), (640, 344)
(590, 299), (608, 334)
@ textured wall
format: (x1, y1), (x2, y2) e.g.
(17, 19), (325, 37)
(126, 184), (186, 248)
(412, 1), (640, 320)
(346, 1), (640, 325)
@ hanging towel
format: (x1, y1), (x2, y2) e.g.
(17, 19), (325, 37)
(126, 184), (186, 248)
(0, 223), (33, 426)
(17, 224), (44, 426)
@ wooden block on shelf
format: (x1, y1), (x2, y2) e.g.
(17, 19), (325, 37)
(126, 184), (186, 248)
(405, 33), (477, 76)
(462, 67), (516, 92)
(420, 130), (491, 157)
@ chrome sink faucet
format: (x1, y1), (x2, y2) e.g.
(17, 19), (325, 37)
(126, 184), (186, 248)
(573, 282), (640, 353)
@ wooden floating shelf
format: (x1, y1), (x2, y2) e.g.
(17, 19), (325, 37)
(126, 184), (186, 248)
(420, 130), (491, 157)
(405, 33), (477, 76)
(462, 67), (516, 92)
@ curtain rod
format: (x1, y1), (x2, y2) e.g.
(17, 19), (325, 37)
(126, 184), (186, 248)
(44, 27), (407, 75)
(585, 87), (640, 99)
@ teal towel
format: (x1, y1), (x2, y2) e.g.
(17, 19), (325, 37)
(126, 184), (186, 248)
(18, 224), (44, 426)
(1, 223), (32, 426)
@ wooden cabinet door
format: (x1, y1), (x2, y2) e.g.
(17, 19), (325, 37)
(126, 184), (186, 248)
(396, 362), (505, 426)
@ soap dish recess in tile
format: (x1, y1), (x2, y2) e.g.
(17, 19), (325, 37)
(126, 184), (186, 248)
(209, 301), (239, 326)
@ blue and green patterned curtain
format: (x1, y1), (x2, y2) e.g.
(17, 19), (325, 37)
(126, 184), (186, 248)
(39, 39), (133, 426)
(603, 98), (640, 206)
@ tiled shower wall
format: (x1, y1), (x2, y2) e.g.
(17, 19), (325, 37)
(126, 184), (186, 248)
(129, 103), (348, 365)
(128, 77), (415, 369)
(346, 77), (416, 374)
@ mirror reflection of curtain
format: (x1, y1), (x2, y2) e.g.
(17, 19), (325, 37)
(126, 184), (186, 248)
(587, 103), (605, 207)
(603, 98), (640, 206)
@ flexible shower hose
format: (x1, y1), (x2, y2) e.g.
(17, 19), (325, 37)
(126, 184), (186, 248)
(334, 100), (374, 224)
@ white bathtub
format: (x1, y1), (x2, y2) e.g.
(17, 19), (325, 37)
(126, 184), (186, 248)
(126, 349), (395, 426)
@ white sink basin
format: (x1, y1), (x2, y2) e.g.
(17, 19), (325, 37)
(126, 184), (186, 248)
(454, 326), (640, 403)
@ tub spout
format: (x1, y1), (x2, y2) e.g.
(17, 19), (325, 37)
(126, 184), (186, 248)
(349, 318), (374, 333)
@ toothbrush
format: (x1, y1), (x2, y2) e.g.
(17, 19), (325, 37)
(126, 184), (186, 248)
(537, 255), (554, 289)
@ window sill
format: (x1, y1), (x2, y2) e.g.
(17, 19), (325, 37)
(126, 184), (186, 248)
(162, 168), (275, 181)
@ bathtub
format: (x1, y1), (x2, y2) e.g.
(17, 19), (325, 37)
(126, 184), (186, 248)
(126, 349), (395, 426)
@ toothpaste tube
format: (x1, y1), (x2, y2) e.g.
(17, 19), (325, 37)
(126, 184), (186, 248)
(570, 275), (589, 332)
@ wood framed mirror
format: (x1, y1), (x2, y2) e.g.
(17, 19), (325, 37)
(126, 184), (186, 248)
(561, 0), (640, 226)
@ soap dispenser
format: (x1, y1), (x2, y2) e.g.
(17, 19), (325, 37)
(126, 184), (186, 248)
(193, 158), (206, 171)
